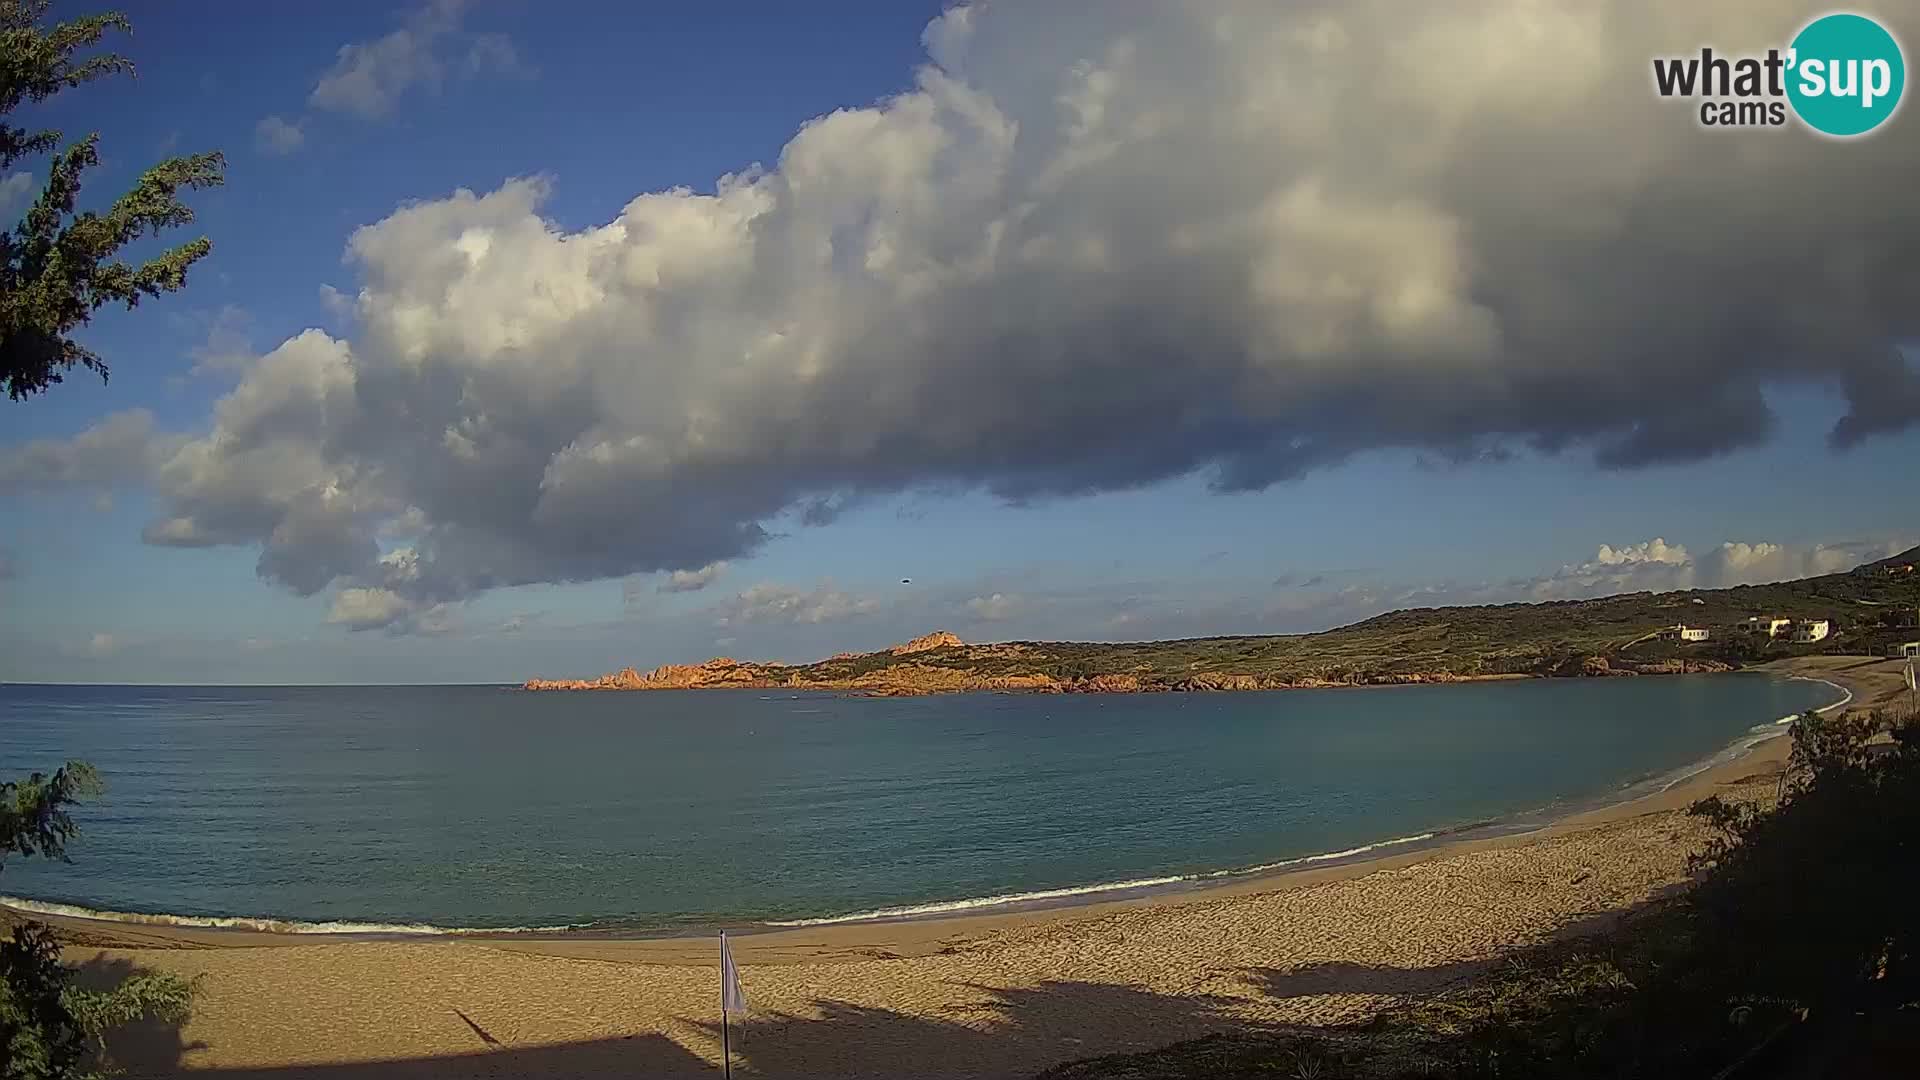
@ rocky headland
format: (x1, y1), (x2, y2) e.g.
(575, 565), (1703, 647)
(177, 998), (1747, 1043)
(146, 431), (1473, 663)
(521, 631), (1737, 697)
(521, 544), (1919, 696)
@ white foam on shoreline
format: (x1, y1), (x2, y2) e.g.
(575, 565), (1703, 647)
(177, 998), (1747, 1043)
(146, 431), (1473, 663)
(1657, 675), (1852, 793)
(1215, 832), (1438, 878)
(8, 674), (1856, 938)
(762, 875), (1192, 926)
(5, 831), (1444, 936)
(1793, 676), (1853, 714)
(763, 831), (1439, 927)
(0, 895), (578, 936)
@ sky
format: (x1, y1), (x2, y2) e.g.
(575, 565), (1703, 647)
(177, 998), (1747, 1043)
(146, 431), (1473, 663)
(1, 0), (1917, 684)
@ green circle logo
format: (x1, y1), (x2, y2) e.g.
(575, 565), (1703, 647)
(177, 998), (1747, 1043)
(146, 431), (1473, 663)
(1787, 13), (1906, 136)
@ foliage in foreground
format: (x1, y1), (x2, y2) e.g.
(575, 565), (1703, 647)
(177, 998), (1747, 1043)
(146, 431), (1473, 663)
(4, 4), (213, 1071)
(1043, 708), (1920, 1079)
(1, 0), (225, 400)
(0, 764), (99, 866)
(2, 763), (197, 1079)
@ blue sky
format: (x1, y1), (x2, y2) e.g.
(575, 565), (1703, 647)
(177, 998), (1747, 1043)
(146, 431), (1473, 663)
(1, 0), (1916, 683)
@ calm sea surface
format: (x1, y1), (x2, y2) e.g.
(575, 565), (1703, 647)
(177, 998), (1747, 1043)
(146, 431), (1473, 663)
(0, 676), (1838, 931)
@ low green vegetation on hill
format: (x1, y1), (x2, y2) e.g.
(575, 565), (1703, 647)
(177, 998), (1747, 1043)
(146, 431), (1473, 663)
(800, 547), (1920, 688)
(529, 549), (1918, 693)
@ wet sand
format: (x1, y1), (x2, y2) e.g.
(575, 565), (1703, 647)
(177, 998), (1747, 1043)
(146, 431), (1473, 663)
(21, 654), (1912, 1079)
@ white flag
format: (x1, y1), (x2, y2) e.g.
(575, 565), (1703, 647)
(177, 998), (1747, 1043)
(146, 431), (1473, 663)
(720, 931), (748, 1015)
(1906, 659), (1916, 692)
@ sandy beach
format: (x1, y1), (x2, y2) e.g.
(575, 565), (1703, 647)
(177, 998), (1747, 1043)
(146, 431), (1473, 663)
(17, 654), (1913, 1079)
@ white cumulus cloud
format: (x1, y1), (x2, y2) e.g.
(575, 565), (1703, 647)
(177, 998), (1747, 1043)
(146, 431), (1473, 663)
(0, 170), (32, 216)
(1594, 539), (1691, 567)
(1700, 539), (1908, 587)
(187, 305), (257, 375)
(964, 592), (1020, 620)
(659, 561), (728, 593)
(1530, 536), (1909, 600)
(309, 0), (524, 117)
(327, 587), (409, 630)
(254, 115), (305, 156)
(1531, 539), (1695, 599)
(714, 584), (880, 626)
(5, 1), (1916, 633)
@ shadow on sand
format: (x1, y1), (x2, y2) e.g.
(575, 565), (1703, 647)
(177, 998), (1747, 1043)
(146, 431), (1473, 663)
(106, 976), (1257, 1079)
(65, 951), (208, 1074)
(1243, 903), (1664, 1006)
(86, 907), (1722, 1079)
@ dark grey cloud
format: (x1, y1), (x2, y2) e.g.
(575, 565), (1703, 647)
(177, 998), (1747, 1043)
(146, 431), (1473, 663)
(10, 0), (1918, 631)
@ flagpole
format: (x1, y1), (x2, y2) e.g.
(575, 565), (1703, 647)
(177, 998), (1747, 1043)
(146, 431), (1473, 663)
(720, 930), (732, 1080)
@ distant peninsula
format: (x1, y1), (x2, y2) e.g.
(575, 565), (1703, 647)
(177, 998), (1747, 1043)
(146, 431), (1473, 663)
(523, 549), (1920, 695)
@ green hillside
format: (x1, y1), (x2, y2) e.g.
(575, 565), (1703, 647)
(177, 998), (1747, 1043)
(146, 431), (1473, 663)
(802, 546), (1920, 687)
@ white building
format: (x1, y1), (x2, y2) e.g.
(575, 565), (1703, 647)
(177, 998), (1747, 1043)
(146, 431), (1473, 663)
(1791, 619), (1830, 644)
(1889, 641), (1920, 659)
(1743, 616), (1793, 638)
(1660, 624), (1710, 643)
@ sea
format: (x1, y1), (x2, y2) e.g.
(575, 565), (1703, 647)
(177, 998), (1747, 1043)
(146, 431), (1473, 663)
(0, 674), (1841, 934)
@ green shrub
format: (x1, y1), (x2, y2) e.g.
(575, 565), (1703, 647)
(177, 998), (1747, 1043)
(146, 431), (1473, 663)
(2, 764), (197, 1079)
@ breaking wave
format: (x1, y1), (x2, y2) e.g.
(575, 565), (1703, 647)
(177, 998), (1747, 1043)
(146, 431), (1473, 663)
(764, 831), (1437, 927)
(4, 677), (1850, 937)
(1795, 676), (1853, 714)
(0, 895), (579, 936)
(1659, 676), (1851, 793)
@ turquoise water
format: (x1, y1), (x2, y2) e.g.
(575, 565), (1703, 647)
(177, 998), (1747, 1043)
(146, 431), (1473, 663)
(0, 675), (1838, 931)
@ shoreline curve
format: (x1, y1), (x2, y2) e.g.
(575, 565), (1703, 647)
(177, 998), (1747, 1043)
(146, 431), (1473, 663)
(4, 660), (1877, 947)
